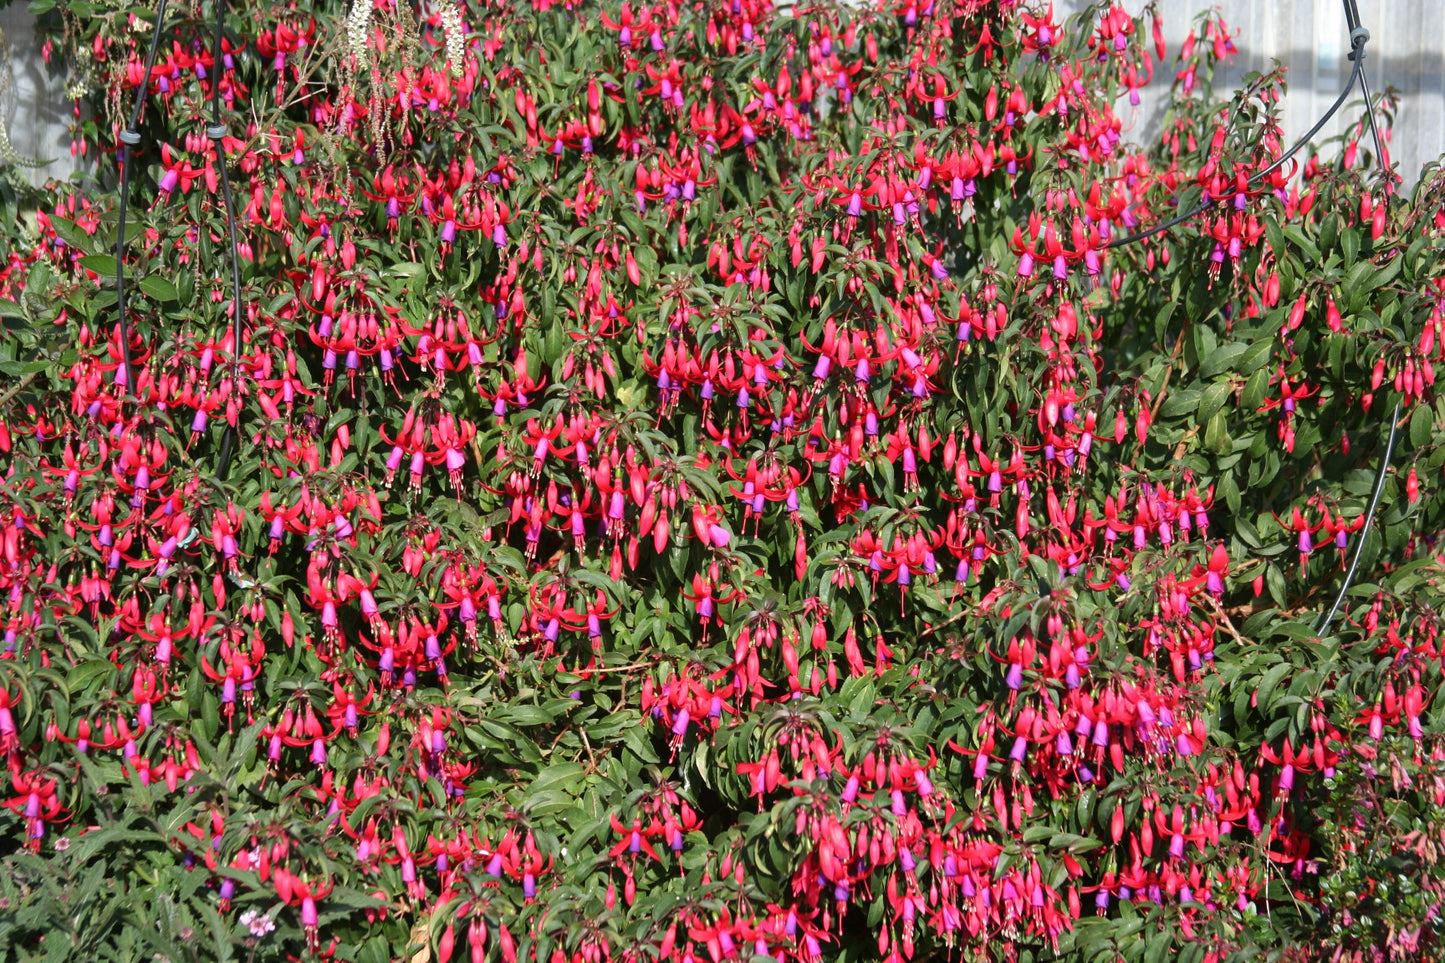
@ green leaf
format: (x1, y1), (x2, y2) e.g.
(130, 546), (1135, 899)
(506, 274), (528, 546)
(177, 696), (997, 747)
(529, 760), (586, 798)
(49, 216), (95, 254)
(1409, 402), (1433, 450)
(1241, 367), (1270, 411)
(138, 275), (180, 302)
(80, 254), (119, 276)
(1143, 935), (1172, 963)
(1255, 661), (1293, 711)
(1197, 381), (1232, 426)
(1218, 470), (1241, 515)
(1159, 387), (1202, 419)
(1341, 226), (1360, 268)
(1205, 410), (1230, 453)
(0, 359), (52, 376)
(66, 659), (116, 693)
(1266, 562), (1289, 608)
(1239, 338), (1274, 374)
(1198, 342), (1248, 379)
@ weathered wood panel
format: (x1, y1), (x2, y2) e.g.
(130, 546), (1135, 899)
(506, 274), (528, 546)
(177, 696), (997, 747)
(0, 3), (79, 188)
(1060, 0), (1443, 182)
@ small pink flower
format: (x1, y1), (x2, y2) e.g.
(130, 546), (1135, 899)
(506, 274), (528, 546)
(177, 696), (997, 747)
(240, 909), (276, 938)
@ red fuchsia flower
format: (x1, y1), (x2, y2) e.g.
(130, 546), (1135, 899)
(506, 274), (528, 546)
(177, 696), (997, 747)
(254, 18), (315, 74)
(736, 748), (786, 808)
(389, 614), (456, 685)
(565, 589), (619, 650)
(41, 442), (99, 502)
(273, 867), (333, 953)
(1360, 678), (1430, 745)
(1318, 508), (1365, 561)
(681, 562), (745, 629)
(264, 704), (332, 770)
(386, 826), (434, 902)
(153, 143), (207, 196)
(5, 770), (66, 849)
(200, 635), (263, 728)
(339, 812), (390, 869)
(304, 292), (404, 392)
(109, 433), (170, 508)
(598, 2), (661, 49)
(1257, 370), (1319, 453)
(643, 663), (734, 747)
(687, 908), (758, 963)
(47, 717), (125, 757)
(378, 407), (427, 490)
(425, 194), (483, 253)
(1090, 2), (1138, 57)
(132, 607), (207, 671)
(1264, 810), (1315, 875)
(358, 165), (420, 226)
(726, 456), (808, 534)
(1258, 737), (1323, 799)
(246, 181), (294, 233)
(326, 679), (376, 737)
(609, 812), (664, 862)
(420, 412), (476, 493)
(437, 561), (501, 646)
(501, 831), (552, 902)
(473, 348), (545, 423)
(404, 59), (481, 118)
(1274, 506), (1325, 570)
(258, 490), (305, 553)
(205, 501), (246, 573)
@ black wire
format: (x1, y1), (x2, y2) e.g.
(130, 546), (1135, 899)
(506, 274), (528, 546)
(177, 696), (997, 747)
(113, 0), (172, 400)
(1093, 1), (1396, 635)
(1340, 0), (1384, 168)
(1316, 401), (1401, 634)
(1343, 5), (1388, 178)
(1316, 0), (1396, 637)
(1105, 45), (1365, 251)
(1342, 0), (1362, 35)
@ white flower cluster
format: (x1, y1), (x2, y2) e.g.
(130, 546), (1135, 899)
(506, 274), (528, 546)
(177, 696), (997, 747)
(440, 1), (465, 78)
(347, 0), (373, 62)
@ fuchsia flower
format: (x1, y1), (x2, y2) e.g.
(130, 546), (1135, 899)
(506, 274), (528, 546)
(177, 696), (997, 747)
(4, 771), (66, 849)
(273, 868), (332, 953)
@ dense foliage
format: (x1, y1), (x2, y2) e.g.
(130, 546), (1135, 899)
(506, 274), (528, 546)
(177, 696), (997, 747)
(1, 0), (1444, 960)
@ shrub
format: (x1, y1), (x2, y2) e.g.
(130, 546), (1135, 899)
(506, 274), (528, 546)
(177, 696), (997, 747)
(1, 0), (1444, 961)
